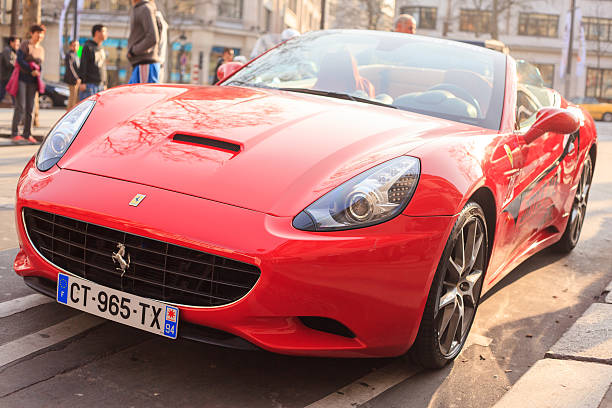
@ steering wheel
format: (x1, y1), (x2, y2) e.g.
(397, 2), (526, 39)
(429, 83), (482, 118)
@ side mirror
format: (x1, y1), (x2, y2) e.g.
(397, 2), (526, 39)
(523, 107), (580, 144)
(216, 61), (244, 83)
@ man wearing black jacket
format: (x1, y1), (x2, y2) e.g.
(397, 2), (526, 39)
(0, 36), (20, 103)
(64, 40), (80, 109)
(79, 24), (107, 101)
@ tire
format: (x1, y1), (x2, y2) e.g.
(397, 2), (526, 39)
(39, 95), (53, 109)
(409, 201), (488, 369)
(603, 112), (612, 122)
(553, 156), (593, 253)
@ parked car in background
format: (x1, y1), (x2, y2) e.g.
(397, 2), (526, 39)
(571, 97), (612, 122)
(39, 81), (69, 109)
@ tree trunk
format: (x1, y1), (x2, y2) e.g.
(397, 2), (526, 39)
(10, 0), (20, 36)
(490, 0), (499, 40)
(21, 0), (42, 128)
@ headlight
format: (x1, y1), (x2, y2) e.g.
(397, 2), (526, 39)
(293, 156), (420, 231)
(36, 100), (95, 171)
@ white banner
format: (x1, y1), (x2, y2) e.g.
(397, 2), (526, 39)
(576, 8), (587, 77)
(58, 0), (72, 59)
(76, 0), (85, 43)
(560, 10), (571, 79)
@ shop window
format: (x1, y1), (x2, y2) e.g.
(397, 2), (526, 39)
(582, 17), (612, 42)
(586, 67), (612, 102)
(109, 0), (129, 11)
(218, 0), (243, 19)
(518, 13), (559, 38)
(169, 42), (192, 84)
(459, 9), (492, 34)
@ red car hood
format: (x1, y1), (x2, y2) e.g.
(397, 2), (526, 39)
(60, 85), (480, 217)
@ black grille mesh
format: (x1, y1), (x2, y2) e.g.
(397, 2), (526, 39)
(23, 208), (260, 306)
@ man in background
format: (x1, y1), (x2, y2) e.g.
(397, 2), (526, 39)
(79, 24), (108, 100)
(127, 0), (160, 84)
(0, 36), (20, 104)
(394, 14), (416, 34)
(213, 48), (234, 84)
(64, 40), (80, 109)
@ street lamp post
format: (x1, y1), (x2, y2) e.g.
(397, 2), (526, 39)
(564, 0), (576, 98)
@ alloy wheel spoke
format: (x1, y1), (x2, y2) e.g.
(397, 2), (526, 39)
(463, 222), (478, 275)
(441, 306), (461, 352)
(439, 288), (458, 311)
(448, 257), (462, 283)
(464, 269), (483, 306)
(438, 297), (457, 337)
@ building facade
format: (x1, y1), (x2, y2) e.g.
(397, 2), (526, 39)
(327, 0), (396, 31)
(395, 0), (612, 101)
(0, 0), (322, 86)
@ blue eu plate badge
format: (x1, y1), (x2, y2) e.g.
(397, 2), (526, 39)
(164, 306), (179, 339)
(57, 273), (69, 304)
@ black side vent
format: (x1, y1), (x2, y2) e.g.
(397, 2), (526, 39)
(299, 316), (356, 338)
(173, 134), (241, 153)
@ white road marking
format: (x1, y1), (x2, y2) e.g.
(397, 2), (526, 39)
(305, 332), (493, 408)
(0, 294), (54, 318)
(304, 361), (421, 408)
(0, 313), (103, 368)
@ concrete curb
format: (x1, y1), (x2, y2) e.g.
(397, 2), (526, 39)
(493, 280), (612, 408)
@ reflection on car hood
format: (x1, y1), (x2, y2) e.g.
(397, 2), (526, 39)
(60, 84), (481, 216)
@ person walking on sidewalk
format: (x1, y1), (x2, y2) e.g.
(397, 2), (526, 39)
(11, 25), (45, 145)
(79, 24), (108, 101)
(213, 48), (234, 84)
(0, 36), (20, 105)
(393, 14), (417, 34)
(127, 0), (161, 84)
(64, 40), (81, 110)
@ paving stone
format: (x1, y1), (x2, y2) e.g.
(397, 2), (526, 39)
(546, 303), (612, 364)
(493, 359), (612, 408)
(605, 281), (612, 304)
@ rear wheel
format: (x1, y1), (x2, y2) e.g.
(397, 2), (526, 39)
(553, 156), (593, 253)
(603, 112), (612, 122)
(39, 95), (53, 109)
(409, 202), (488, 368)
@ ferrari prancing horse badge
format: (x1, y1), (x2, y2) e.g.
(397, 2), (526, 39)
(129, 194), (146, 207)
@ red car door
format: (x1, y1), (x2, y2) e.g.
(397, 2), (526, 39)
(511, 85), (567, 253)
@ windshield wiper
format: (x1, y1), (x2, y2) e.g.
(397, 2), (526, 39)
(225, 80), (273, 89)
(278, 88), (397, 109)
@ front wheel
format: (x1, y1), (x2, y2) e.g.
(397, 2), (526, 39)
(553, 156), (593, 253)
(409, 201), (488, 368)
(602, 112), (612, 122)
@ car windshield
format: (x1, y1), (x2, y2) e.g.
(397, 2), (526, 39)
(225, 30), (507, 130)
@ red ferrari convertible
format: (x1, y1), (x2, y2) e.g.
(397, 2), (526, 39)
(14, 30), (597, 368)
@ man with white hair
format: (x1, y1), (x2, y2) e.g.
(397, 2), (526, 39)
(394, 14), (416, 34)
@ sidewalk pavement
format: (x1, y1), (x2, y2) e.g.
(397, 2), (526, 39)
(493, 279), (612, 408)
(0, 107), (64, 146)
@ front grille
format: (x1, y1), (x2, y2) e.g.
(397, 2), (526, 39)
(23, 207), (260, 307)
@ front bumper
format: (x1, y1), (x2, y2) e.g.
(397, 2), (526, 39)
(14, 159), (455, 357)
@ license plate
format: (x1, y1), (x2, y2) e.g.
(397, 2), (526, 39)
(56, 273), (179, 339)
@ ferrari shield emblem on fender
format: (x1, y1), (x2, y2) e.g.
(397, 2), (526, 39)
(129, 194), (146, 207)
(503, 144), (514, 167)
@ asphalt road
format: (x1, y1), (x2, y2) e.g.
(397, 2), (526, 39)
(0, 120), (610, 408)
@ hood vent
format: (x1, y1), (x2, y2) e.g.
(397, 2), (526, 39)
(173, 134), (241, 153)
